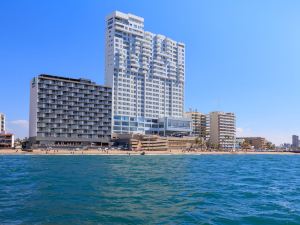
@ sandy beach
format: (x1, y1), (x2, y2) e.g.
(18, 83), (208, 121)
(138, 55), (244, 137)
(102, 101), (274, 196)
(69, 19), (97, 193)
(0, 149), (298, 156)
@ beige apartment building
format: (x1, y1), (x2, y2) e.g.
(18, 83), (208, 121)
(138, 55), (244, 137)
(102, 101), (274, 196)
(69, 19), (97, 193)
(242, 137), (268, 150)
(184, 110), (210, 140)
(209, 112), (236, 149)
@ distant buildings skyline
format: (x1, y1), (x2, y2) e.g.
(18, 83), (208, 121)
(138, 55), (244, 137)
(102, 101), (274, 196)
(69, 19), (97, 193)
(26, 11), (238, 148)
(1, 1), (300, 146)
(1, 9), (296, 147)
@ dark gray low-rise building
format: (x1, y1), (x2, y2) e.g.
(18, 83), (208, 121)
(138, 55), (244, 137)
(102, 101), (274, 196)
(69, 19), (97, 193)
(292, 135), (299, 149)
(29, 74), (112, 147)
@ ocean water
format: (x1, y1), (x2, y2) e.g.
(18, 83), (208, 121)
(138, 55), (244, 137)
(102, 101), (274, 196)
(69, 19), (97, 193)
(0, 155), (300, 225)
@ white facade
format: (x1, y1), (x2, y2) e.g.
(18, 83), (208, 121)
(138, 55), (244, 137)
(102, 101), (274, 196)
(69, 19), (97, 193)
(0, 113), (5, 132)
(29, 78), (38, 138)
(209, 112), (236, 149)
(0, 133), (14, 148)
(105, 11), (186, 134)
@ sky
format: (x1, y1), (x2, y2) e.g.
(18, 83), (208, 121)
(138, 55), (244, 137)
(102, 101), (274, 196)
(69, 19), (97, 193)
(1, 0), (300, 145)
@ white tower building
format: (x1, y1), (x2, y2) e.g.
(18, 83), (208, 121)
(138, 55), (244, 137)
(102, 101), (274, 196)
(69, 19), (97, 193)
(209, 111), (236, 149)
(105, 11), (190, 135)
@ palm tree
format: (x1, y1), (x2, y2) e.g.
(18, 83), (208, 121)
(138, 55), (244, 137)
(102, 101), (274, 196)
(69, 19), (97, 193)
(241, 140), (251, 150)
(200, 137), (207, 151)
(195, 136), (206, 151)
(195, 137), (200, 147)
(266, 142), (275, 150)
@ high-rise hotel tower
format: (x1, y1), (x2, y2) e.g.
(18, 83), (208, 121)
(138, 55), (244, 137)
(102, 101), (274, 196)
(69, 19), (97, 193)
(105, 11), (191, 135)
(29, 74), (112, 147)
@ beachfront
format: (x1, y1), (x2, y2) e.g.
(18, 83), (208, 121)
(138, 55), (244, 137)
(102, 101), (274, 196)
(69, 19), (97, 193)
(0, 149), (297, 156)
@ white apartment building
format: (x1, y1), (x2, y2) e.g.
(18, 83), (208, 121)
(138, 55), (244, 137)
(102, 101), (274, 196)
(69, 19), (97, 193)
(0, 133), (14, 148)
(0, 113), (5, 132)
(0, 113), (15, 148)
(105, 11), (190, 135)
(209, 112), (236, 149)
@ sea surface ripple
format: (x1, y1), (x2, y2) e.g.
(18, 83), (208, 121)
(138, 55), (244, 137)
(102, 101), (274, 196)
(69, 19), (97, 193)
(1, 155), (300, 224)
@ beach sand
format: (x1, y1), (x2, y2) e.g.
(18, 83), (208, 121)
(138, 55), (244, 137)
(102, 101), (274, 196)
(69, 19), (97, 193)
(0, 149), (297, 156)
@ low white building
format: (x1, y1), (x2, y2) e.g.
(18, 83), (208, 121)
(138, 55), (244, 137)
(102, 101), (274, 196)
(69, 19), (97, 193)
(0, 132), (14, 148)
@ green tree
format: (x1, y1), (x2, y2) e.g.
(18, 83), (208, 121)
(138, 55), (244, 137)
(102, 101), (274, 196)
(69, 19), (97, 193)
(266, 142), (275, 150)
(241, 140), (251, 150)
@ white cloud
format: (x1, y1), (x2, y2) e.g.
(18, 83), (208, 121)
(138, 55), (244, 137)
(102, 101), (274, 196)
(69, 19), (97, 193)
(236, 127), (243, 136)
(236, 127), (290, 146)
(10, 120), (29, 128)
(6, 120), (29, 139)
(264, 133), (291, 146)
(236, 127), (253, 137)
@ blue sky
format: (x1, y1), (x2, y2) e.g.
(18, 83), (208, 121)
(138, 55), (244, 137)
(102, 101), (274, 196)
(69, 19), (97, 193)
(1, 0), (300, 145)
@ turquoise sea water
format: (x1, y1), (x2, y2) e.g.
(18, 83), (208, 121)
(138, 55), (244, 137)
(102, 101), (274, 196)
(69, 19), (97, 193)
(1, 155), (300, 225)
